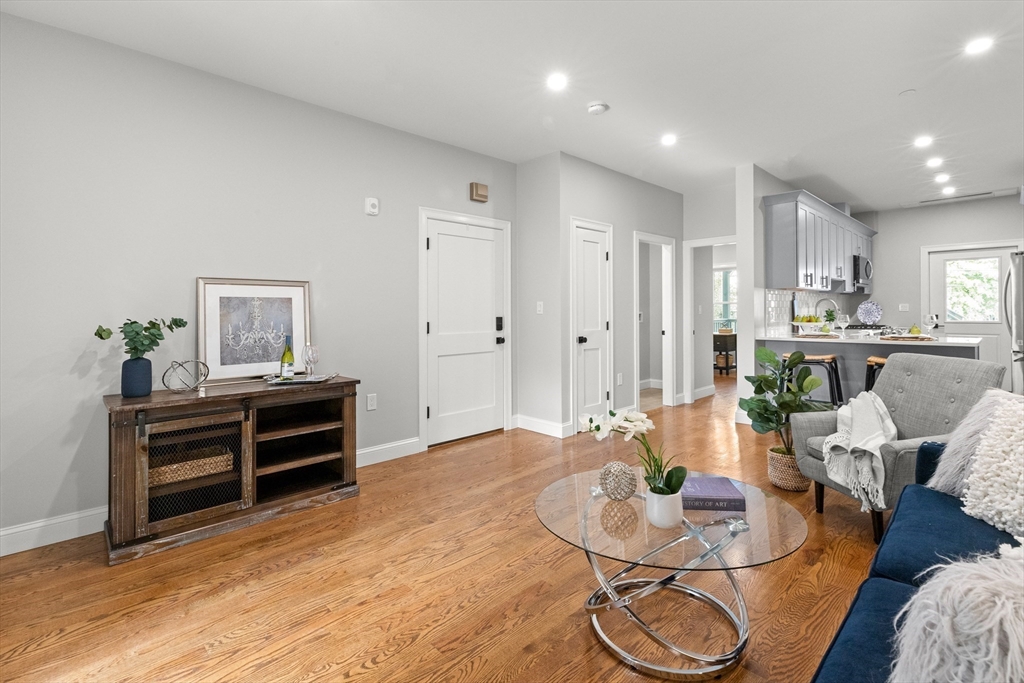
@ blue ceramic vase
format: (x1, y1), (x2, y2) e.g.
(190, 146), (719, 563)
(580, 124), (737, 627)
(121, 357), (152, 398)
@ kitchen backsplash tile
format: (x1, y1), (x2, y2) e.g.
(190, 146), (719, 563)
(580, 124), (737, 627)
(765, 290), (867, 335)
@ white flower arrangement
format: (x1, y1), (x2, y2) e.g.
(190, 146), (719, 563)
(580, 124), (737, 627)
(581, 410), (687, 494)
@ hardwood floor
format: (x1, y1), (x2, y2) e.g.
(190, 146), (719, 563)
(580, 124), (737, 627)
(0, 374), (882, 683)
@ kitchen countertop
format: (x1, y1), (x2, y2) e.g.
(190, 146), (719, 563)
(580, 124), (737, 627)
(756, 334), (982, 348)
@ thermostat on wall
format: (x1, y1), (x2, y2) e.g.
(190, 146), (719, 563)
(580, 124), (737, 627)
(365, 198), (379, 216)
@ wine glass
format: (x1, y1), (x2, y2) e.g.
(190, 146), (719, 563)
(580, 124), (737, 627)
(301, 343), (320, 377)
(923, 313), (940, 336)
(835, 314), (850, 339)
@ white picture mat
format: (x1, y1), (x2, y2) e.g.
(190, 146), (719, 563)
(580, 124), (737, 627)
(201, 282), (308, 380)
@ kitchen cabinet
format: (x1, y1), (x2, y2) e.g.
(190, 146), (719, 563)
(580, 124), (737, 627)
(764, 190), (875, 292)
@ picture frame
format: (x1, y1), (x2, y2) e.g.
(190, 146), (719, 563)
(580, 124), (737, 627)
(196, 277), (311, 381)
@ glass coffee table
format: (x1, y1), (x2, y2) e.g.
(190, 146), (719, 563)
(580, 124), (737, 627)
(535, 468), (807, 680)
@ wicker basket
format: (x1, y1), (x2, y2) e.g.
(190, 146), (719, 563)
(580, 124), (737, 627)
(149, 446), (233, 487)
(767, 447), (811, 491)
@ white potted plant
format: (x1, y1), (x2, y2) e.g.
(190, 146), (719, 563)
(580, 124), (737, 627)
(581, 410), (687, 528)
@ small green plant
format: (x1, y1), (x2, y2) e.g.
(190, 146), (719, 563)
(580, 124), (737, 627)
(581, 410), (688, 494)
(738, 348), (832, 455)
(95, 318), (187, 359)
(824, 309), (837, 324)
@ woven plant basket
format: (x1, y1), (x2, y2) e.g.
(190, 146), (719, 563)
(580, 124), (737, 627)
(767, 447), (811, 491)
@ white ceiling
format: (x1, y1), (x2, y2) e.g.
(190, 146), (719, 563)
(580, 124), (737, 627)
(2, 0), (1022, 212)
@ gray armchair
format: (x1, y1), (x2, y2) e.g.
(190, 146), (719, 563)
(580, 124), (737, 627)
(791, 352), (1005, 542)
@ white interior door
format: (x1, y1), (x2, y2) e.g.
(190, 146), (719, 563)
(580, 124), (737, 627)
(427, 218), (504, 444)
(928, 246), (1012, 390)
(576, 225), (610, 424)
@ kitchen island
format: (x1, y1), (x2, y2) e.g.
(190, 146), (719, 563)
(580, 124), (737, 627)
(755, 334), (982, 401)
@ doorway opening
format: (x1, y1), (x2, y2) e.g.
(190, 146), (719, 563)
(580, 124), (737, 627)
(682, 236), (738, 403)
(633, 232), (676, 413)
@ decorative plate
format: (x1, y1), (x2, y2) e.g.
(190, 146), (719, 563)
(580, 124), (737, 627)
(856, 300), (883, 325)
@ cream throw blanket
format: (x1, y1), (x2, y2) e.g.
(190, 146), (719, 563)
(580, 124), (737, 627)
(822, 391), (897, 511)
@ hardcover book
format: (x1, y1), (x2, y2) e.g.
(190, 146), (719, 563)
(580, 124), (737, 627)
(681, 476), (746, 512)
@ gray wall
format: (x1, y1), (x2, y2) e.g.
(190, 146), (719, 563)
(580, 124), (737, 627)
(683, 177), (736, 240)
(693, 246), (715, 392)
(0, 15), (516, 531)
(559, 153), (685, 416)
(712, 243), (737, 268)
(514, 153), (562, 425)
(855, 195), (1024, 328)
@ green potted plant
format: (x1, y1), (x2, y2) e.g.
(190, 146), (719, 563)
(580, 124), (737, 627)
(95, 317), (187, 397)
(581, 410), (687, 528)
(738, 348), (831, 491)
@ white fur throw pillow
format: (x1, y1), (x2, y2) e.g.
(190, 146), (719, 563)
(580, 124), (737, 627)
(962, 394), (1024, 536)
(928, 389), (1023, 497)
(889, 543), (1024, 683)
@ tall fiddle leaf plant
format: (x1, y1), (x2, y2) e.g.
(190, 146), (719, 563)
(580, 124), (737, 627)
(737, 348), (831, 455)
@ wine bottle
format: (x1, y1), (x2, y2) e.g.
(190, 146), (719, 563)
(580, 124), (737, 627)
(280, 335), (294, 378)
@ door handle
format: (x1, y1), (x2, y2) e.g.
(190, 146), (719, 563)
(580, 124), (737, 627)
(577, 336), (588, 344)
(496, 337), (505, 344)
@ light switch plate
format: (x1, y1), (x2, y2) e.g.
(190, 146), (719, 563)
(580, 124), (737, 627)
(367, 393), (377, 410)
(536, 302), (544, 314)
(365, 198), (379, 216)
(899, 304), (910, 312)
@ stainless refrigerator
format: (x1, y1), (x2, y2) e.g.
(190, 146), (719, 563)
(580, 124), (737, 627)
(1006, 251), (1024, 394)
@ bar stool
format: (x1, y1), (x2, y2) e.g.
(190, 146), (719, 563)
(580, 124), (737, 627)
(864, 356), (887, 392)
(783, 352), (844, 407)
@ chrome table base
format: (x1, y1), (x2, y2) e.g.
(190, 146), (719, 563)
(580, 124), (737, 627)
(580, 494), (751, 680)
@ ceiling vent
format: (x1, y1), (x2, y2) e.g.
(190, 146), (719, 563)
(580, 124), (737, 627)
(900, 187), (1019, 209)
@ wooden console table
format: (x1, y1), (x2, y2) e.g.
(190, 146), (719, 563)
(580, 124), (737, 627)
(104, 376), (359, 564)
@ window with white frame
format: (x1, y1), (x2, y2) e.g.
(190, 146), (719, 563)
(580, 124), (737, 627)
(713, 269), (738, 331)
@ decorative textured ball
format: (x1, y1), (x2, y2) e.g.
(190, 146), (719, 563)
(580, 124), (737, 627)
(162, 360), (210, 393)
(856, 300), (883, 325)
(600, 461), (637, 501)
(600, 500), (638, 540)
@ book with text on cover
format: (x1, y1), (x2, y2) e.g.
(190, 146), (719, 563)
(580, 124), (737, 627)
(681, 476), (746, 512)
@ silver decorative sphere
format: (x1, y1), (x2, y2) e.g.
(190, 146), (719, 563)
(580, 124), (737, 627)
(162, 360), (210, 393)
(600, 461), (637, 501)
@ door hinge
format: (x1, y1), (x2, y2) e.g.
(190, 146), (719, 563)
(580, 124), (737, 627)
(427, 406), (430, 419)
(427, 322), (430, 334)
(606, 321), (609, 331)
(136, 411), (146, 439)
(496, 316), (503, 331)
(606, 391), (610, 400)
(426, 237), (430, 250)
(662, 330), (666, 336)
(605, 251), (609, 261)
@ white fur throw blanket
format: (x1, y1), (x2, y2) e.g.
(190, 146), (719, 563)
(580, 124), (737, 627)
(889, 542), (1024, 683)
(962, 393), (1024, 537)
(823, 392), (896, 512)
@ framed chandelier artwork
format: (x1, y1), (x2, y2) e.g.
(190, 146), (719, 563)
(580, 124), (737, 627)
(197, 277), (311, 380)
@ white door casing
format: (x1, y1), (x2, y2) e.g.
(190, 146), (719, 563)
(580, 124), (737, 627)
(419, 208), (511, 447)
(925, 243), (1018, 390)
(682, 235), (737, 404)
(572, 218), (612, 428)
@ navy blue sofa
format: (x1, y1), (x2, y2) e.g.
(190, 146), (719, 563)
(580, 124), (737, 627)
(812, 442), (1021, 683)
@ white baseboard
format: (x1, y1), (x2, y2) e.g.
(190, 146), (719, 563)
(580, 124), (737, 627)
(514, 414), (574, 438)
(735, 408), (752, 425)
(0, 505), (107, 557)
(676, 392), (689, 405)
(693, 384), (716, 400)
(356, 436), (424, 468)
(638, 379), (664, 390)
(0, 436), (428, 557)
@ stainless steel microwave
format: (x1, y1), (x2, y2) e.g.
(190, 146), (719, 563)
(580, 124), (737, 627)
(853, 255), (873, 287)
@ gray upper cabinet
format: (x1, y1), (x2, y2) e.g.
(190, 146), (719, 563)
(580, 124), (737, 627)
(764, 190), (876, 292)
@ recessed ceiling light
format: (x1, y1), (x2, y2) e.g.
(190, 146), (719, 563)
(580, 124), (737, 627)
(546, 73), (567, 91)
(927, 157), (943, 168)
(587, 101), (610, 115)
(914, 136), (933, 148)
(935, 173), (950, 183)
(661, 133), (677, 146)
(942, 186), (956, 195)
(965, 37), (994, 54)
